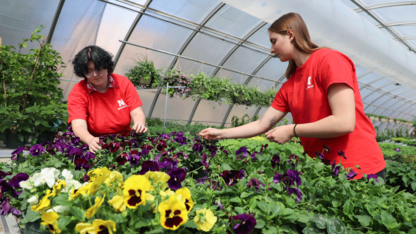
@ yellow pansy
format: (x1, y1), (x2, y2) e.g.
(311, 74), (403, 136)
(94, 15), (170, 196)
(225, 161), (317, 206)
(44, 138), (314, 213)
(175, 187), (193, 212)
(123, 175), (151, 209)
(158, 195), (188, 230)
(31, 190), (53, 212)
(108, 195), (126, 213)
(144, 171), (170, 190)
(160, 189), (175, 200)
(69, 183), (91, 201)
(41, 211), (61, 234)
(194, 208), (217, 232)
(75, 219), (116, 234)
(105, 171), (123, 187)
(88, 167), (110, 195)
(52, 180), (66, 197)
(85, 195), (105, 219)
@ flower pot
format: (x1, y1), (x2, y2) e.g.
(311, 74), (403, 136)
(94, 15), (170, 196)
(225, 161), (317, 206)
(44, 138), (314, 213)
(138, 75), (153, 87)
(5, 133), (24, 149)
(388, 119), (393, 123)
(380, 118), (387, 123)
(369, 116), (375, 121)
(374, 117), (379, 122)
(394, 120), (400, 124)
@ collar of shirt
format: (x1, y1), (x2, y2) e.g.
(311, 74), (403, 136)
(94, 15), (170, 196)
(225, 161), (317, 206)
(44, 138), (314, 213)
(87, 75), (117, 95)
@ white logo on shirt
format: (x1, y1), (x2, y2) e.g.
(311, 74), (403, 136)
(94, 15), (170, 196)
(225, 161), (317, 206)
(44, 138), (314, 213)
(306, 76), (314, 90)
(117, 99), (128, 110)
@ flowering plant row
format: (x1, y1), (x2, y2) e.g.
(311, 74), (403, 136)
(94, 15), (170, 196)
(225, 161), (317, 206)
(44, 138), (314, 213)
(1, 127), (416, 233)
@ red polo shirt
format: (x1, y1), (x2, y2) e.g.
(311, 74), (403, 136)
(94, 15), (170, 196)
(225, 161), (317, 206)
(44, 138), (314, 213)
(271, 49), (385, 179)
(68, 74), (143, 136)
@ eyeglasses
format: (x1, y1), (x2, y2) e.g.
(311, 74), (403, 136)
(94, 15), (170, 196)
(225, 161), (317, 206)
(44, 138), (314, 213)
(84, 68), (106, 78)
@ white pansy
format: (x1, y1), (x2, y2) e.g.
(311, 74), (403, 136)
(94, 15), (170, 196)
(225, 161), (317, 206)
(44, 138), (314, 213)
(47, 206), (70, 214)
(61, 169), (73, 181)
(19, 179), (34, 190)
(33, 168), (60, 188)
(82, 182), (89, 187)
(62, 179), (82, 193)
(27, 195), (39, 205)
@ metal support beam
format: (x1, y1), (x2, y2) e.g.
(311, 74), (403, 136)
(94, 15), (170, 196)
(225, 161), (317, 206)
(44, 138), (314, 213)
(113, 0), (153, 67)
(354, 1), (416, 11)
(47, 0), (66, 44)
(359, 76), (386, 91)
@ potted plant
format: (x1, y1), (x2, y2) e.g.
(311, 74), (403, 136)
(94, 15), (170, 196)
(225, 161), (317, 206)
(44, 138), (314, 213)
(388, 117), (394, 123)
(226, 83), (252, 106)
(366, 114), (375, 121)
(188, 72), (230, 104)
(0, 26), (66, 147)
(374, 115), (380, 122)
(160, 69), (192, 98)
(125, 55), (161, 88)
(380, 116), (388, 122)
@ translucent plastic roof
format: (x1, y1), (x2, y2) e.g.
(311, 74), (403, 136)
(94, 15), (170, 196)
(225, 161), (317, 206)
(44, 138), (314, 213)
(1, 0), (415, 125)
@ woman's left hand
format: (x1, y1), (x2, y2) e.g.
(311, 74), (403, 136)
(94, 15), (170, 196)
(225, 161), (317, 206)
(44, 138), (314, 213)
(265, 124), (294, 144)
(132, 122), (148, 134)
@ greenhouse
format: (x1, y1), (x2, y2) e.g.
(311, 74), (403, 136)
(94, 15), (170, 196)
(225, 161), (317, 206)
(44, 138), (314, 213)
(0, 0), (416, 233)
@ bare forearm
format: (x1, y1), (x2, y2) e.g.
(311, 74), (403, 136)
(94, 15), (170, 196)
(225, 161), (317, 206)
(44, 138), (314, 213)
(131, 112), (146, 125)
(73, 125), (95, 144)
(295, 115), (354, 138)
(219, 120), (269, 139)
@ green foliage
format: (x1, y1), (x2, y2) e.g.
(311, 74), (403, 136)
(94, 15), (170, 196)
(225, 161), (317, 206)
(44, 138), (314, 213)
(188, 72), (229, 103)
(0, 26), (67, 143)
(231, 114), (251, 127)
(392, 137), (416, 146)
(379, 142), (416, 163)
(386, 160), (416, 193)
(125, 54), (161, 88)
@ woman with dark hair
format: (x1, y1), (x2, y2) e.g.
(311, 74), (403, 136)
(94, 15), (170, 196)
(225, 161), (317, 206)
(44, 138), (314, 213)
(68, 46), (147, 153)
(199, 13), (386, 180)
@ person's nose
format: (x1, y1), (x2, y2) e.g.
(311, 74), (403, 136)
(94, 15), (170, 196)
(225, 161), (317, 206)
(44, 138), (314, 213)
(270, 46), (275, 54)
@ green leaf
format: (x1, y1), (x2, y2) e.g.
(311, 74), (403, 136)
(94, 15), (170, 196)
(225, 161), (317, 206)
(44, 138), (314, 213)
(262, 226), (277, 234)
(257, 201), (269, 214)
(235, 207), (244, 214)
(52, 194), (71, 207)
(354, 215), (372, 227)
(303, 223), (326, 234)
(241, 191), (253, 198)
(343, 200), (354, 217)
(255, 219), (265, 229)
(35, 120), (41, 126)
(248, 199), (257, 209)
(411, 182), (416, 191)
(57, 216), (72, 231)
(69, 206), (85, 221)
(221, 163), (231, 171)
(327, 219), (347, 234)
(381, 211), (399, 229)
(23, 126), (32, 133)
(310, 214), (328, 229)
(183, 221), (198, 229)
(41, 120), (49, 127)
(18, 133), (25, 142)
(229, 197), (241, 203)
(24, 209), (42, 222)
(146, 227), (164, 233)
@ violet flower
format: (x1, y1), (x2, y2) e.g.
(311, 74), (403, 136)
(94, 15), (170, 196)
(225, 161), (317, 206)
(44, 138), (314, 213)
(396, 148), (400, 152)
(231, 213), (257, 234)
(167, 168), (186, 190)
(288, 187), (303, 202)
(271, 154), (280, 168)
(201, 153), (209, 170)
(287, 169), (302, 186)
(346, 169), (357, 180)
(29, 144), (45, 157)
(128, 151), (141, 166)
(116, 153), (128, 165)
(215, 200), (224, 210)
(11, 146), (25, 157)
(315, 151), (324, 160)
(235, 146), (248, 159)
(108, 142), (121, 153)
(192, 142), (203, 152)
(338, 150), (347, 159)
(221, 170), (244, 186)
(260, 144), (268, 153)
(332, 160), (341, 176)
(323, 144), (330, 153)
(75, 158), (89, 170)
(139, 161), (160, 175)
(251, 152), (261, 161)
(158, 157), (177, 170)
(247, 178), (264, 191)
(156, 140), (167, 151)
(367, 174), (379, 183)
(8, 173), (29, 189)
(0, 198), (11, 216)
(84, 152), (96, 161)
(176, 152), (188, 160)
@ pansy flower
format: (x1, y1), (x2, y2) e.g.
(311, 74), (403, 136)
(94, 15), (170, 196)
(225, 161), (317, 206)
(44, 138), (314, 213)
(158, 195), (188, 230)
(139, 161), (160, 175)
(128, 151), (141, 166)
(235, 146), (248, 159)
(247, 178), (264, 191)
(157, 140), (168, 151)
(108, 142), (121, 153)
(144, 171), (170, 190)
(338, 150), (347, 159)
(367, 174), (379, 183)
(167, 168), (186, 190)
(175, 151), (188, 160)
(315, 151), (324, 160)
(158, 157), (177, 170)
(260, 144), (268, 153)
(288, 187), (303, 202)
(31, 190), (53, 212)
(30, 144), (46, 156)
(75, 220), (116, 234)
(231, 213), (256, 234)
(251, 151), (261, 161)
(346, 169), (357, 180)
(141, 144), (154, 155)
(270, 154), (280, 168)
(11, 146), (25, 158)
(194, 208), (217, 232)
(85, 195), (105, 219)
(332, 160), (341, 176)
(192, 142), (203, 152)
(175, 187), (193, 212)
(108, 195), (126, 213)
(221, 170), (245, 186)
(41, 211), (61, 234)
(123, 175), (151, 208)
(201, 153), (209, 170)
(116, 153), (128, 165)
(323, 144), (330, 153)
(8, 173), (29, 189)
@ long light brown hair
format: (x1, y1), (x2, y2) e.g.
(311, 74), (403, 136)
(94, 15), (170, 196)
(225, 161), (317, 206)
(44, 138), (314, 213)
(268, 13), (321, 79)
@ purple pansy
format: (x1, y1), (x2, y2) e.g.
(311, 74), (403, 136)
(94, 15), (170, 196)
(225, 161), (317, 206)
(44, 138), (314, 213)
(139, 161), (160, 175)
(8, 173), (29, 189)
(260, 144), (268, 153)
(315, 151), (324, 160)
(215, 200), (224, 210)
(0, 198), (11, 216)
(288, 187), (303, 202)
(176, 151), (188, 160)
(11, 146), (25, 157)
(346, 169), (357, 180)
(128, 150), (141, 166)
(338, 150), (347, 159)
(167, 168), (186, 190)
(231, 213), (257, 234)
(251, 152), (261, 161)
(116, 153), (128, 165)
(156, 140), (167, 151)
(158, 157), (177, 170)
(30, 144), (45, 157)
(201, 153), (209, 170)
(235, 146), (248, 159)
(221, 170), (244, 186)
(367, 174), (379, 183)
(332, 160), (341, 176)
(192, 142), (203, 152)
(108, 142), (121, 153)
(396, 148), (400, 152)
(271, 154), (280, 168)
(287, 169), (302, 186)
(247, 178), (264, 191)
(323, 144), (330, 153)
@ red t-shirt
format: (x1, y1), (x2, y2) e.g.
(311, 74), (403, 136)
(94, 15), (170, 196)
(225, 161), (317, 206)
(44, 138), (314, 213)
(68, 74), (143, 136)
(271, 49), (385, 179)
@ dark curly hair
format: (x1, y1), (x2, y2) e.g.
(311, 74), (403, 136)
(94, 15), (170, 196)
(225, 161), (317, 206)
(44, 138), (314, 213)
(72, 45), (115, 79)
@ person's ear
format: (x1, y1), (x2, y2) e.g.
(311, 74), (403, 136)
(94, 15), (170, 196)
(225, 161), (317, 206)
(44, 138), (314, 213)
(287, 29), (295, 42)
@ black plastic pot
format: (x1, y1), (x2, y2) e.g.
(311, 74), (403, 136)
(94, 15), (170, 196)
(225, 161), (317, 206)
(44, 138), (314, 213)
(37, 132), (55, 144)
(5, 133), (24, 149)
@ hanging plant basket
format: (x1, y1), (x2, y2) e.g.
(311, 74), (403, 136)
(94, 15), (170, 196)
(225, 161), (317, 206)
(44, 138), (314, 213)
(380, 118), (387, 122)
(138, 75), (153, 87)
(369, 116), (375, 121)
(374, 117), (379, 122)
(388, 119), (393, 123)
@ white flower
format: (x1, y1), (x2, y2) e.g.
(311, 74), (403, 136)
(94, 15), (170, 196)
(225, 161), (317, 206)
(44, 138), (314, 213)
(61, 169), (73, 181)
(19, 178), (34, 190)
(47, 206), (70, 214)
(32, 168), (60, 188)
(82, 182), (89, 187)
(27, 195), (39, 205)
(62, 179), (82, 193)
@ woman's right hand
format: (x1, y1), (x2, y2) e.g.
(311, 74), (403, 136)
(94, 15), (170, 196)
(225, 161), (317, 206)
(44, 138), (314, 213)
(87, 137), (102, 153)
(199, 128), (222, 140)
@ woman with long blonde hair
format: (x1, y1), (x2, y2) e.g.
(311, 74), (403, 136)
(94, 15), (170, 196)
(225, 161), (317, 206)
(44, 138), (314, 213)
(199, 13), (386, 180)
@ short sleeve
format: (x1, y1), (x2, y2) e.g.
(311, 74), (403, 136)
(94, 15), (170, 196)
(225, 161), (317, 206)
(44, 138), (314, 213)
(319, 52), (355, 93)
(271, 82), (290, 112)
(123, 77), (143, 112)
(68, 85), (88, 123)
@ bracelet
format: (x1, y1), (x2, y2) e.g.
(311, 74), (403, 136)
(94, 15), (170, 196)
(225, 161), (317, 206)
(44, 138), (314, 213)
(293, 124), (298, 138)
